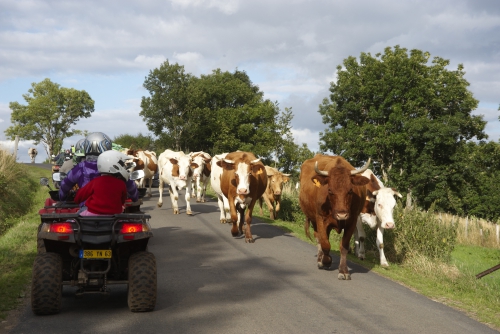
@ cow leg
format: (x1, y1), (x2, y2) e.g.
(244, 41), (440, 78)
(315, 222), (332, 269)
(354, 217), (366, 260)
(263, 196), (275, 220)
(185, 180), (193, 215)
(200, 179), (207, 202)
(157, 178), (164, 207)
(377, 226), (389, 267)
(338, 222), (356, 280)
(243, 203), (255, 243)
(146, 177), (152, 197)
(275, 198), (281, 220)
(169, 185), (180, 214)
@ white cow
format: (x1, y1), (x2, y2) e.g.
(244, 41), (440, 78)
(28, 147), (38, 163)
(354, 169), (402, 267)
(210, 153), (231, 223)
(125, 149), (158, 197)
(157, 150), (197, 215)
(189, 151), (212, 202)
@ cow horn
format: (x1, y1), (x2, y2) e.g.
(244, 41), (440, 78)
(350, 158), (371, 175)
(250, 158), (261, 164)
(223, 158), (235, 164)
(314, 161), (328, 176)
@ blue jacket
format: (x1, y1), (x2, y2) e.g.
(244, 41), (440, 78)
(59, 160), (139, 204)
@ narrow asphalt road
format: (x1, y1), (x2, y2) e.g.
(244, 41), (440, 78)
(3, 166), (498, 333)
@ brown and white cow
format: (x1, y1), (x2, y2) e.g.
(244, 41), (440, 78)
(354, 169), (402, 267)
(157, 149), (198, 215)
(299, 155), (370, 280)
(126, 149), (158, 197)
(258, 166), (291, 220)
(28, 147), (38, 163)
(189, 151), (212, 202)
(218, 151), (267, 243)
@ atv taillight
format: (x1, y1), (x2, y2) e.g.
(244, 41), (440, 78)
(50, 222), (74, 234)
(120, 223), (143, 234)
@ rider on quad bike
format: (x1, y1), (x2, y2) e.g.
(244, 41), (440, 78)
(33, 133), (155, 315)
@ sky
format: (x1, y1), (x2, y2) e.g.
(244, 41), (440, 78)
(0, 0), (499, 163)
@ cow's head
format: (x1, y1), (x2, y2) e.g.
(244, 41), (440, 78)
(170, 156), (194, 180)
(191, 152), (211, 179)
(313, 158), (371, 221)
(266, 167), (291, 198)
(370, 187), (402, 229)
(222, 156), (264, 195)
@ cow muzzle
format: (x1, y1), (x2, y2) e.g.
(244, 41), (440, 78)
(383, 222), (395, 229)
(336, 212), (349, 221)
(237, 188), (249, 195)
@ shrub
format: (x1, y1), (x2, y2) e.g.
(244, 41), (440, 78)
(0, 148), (38, 234)
(361, 204), (458, 264)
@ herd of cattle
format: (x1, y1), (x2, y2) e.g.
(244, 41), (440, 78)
(123, 149), (402, 280)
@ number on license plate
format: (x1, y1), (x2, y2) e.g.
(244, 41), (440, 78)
(79, 250), (112, 259)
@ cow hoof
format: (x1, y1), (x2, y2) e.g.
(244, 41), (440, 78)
(147, 193), (152, 198)
(317, 263), (330, 270)
(196, 199), (201, 203)
(220, 220), (226, 224)
(157, 202), (163, 208)
(245, 238), (255, 243)
(186, 210), (193, 215)
(381, 263), (390, 268)
(338, 273), (351, 280)
(173, 209), (179, 214)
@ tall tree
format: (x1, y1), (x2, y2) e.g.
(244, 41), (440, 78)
(113, 133), (156, 151)
(319, 46), (486, 212)
(140, 60), (191, 151)
(4, 78), (94, 157)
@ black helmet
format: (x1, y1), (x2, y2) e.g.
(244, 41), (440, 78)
(82, 132), (112, 156)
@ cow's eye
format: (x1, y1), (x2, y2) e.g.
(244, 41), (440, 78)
(328, 189), (333, 195)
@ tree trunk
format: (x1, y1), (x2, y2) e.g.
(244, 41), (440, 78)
(406, 188), (412, 210)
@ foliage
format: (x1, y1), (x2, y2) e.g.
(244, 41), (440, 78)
(0, 148), (38, 234)
(360, 204), (458, 264)
(0, 165), (51, 319)
(318, 45), (486, 213)
(113, 133), (156, 151)
(140, 61), (305, 165)
(4, 78), (94, 157)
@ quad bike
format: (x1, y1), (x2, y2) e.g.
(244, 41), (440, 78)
(32, 171), (156, 315)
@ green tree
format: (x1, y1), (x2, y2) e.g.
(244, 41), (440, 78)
(4, 78), (94, 157)
(140, 61), (191, 151)
(113, 133), (156, 151)
(141, 63), (293, 160)
(319, 46), (486, 212)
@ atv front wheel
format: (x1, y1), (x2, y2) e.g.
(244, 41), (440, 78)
(31, 252), (62, 315)
(128, 251), (157, 312)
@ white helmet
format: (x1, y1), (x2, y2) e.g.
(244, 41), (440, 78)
(97, 150), (133, 181)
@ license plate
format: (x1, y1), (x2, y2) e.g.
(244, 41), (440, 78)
(79, 250), (112, 259)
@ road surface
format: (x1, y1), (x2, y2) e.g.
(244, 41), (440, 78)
(3, 170), (498, 333)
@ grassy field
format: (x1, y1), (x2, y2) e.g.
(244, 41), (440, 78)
(0, 164), (51, 319)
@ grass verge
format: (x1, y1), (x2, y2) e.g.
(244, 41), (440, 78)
(0, 165), (51, 319)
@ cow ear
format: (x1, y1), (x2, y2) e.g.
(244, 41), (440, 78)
(252, 165), (264, 175)
(222, 161), (235, 170)
(216, 160), (223, 167)
(367, 190), (376, 202)
(191, 163), (199, 169)
(283, 176), (290, 183)
(169, 158), (178, 165)
(351, 175), (370, 186)
(311, 175), (327, 187)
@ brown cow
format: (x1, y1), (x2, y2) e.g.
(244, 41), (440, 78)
(218, 151), (267, 243)
(258, 166), (291, 219)
(299, 155), (370, 280)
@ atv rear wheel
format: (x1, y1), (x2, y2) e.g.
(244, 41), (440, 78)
(31, 252), (62, 315)
(128, 251), (157, 312)
(36, 238), (46, 253)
